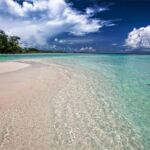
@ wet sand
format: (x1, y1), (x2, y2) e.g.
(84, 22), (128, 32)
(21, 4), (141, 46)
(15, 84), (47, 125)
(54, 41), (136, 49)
(0, 60), (143, 150)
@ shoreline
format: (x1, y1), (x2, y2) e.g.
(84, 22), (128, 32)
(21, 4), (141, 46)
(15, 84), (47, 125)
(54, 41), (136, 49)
(0, 59), (71, 149)
(0, 59), (144, 149)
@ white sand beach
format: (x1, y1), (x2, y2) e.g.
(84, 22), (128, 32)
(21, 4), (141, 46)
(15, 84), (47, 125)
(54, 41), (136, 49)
(0, 62), (30, 74)
(0, 60), (73, 150)
(0, 59), (143, 150)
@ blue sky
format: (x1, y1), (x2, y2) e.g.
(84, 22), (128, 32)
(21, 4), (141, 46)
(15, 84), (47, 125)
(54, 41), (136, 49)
(0, 0), (150, 53)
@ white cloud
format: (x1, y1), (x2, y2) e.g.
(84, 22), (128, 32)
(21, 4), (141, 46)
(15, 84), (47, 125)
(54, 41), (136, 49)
(54, 37), (93, 45)
(80, 46), (96, 52)
(67, 38), (93, 44)
(54, 38), (65, 44)
(86, 7), (108, 15)
(0, 0), (112, 48)
(54, 38), (59, 42)
(112, 43), (117, 46)
(125, 25), (150, 49)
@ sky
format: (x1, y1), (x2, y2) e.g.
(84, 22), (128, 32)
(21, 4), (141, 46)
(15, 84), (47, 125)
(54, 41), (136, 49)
(0, 0), (150, 53)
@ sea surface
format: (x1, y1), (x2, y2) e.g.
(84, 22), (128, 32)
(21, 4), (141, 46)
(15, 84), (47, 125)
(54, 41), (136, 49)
(0, 54), (150, 149)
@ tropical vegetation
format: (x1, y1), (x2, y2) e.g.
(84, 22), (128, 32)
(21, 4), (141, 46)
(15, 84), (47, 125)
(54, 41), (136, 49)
(0, 30), (66, 54)
(0, 30), (22, 53)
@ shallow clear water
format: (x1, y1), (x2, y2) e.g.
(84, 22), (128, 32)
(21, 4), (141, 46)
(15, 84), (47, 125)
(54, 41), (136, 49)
(0, 54), (150, 149)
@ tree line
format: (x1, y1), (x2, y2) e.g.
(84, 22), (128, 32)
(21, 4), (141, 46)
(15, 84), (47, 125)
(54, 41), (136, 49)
(0, 30), (49, 54)
(0, 30), (23, 53)
(0, 30), (67, 54)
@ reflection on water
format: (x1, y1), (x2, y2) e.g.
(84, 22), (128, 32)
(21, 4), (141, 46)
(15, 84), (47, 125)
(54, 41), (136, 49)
(0, 54), (150, 149)
(46, 55), (150, 149)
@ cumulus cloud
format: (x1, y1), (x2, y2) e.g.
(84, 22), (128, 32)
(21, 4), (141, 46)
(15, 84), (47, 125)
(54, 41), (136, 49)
(125, 25), (150, 50)
(0, 0), (112, 48)
(80, 46), (96, 52)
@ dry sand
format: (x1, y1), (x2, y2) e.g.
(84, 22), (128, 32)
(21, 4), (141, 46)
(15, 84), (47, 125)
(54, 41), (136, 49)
(0, 60), (70, 149)
(0, 60), (143, 150)
(0, 62), (30, 74)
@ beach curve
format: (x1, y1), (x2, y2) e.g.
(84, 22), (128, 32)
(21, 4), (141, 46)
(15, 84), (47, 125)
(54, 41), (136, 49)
(0, 59), (144, 150)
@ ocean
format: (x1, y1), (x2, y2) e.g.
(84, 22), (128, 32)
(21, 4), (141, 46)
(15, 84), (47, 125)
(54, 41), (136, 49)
(0, 54), (150, 149)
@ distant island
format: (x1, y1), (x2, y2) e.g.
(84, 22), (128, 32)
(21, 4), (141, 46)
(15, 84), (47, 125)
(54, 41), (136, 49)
(0, 30), (66, 54)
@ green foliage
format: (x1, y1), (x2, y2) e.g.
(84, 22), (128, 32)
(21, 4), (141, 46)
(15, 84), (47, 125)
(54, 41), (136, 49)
(25, 48), (41, 53)
(0, 30), (22, 53)
(0, 29), (66, 54)
(0, 30), (8, 53)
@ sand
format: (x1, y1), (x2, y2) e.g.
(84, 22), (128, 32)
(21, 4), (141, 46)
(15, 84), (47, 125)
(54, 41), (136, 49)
(0, 60), (72, 150)
(0, 60), (143, 150)
(0, 62), (30, 74)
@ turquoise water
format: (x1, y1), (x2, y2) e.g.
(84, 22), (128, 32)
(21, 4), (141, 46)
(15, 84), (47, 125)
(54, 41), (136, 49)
(0, 54), (150, 148)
